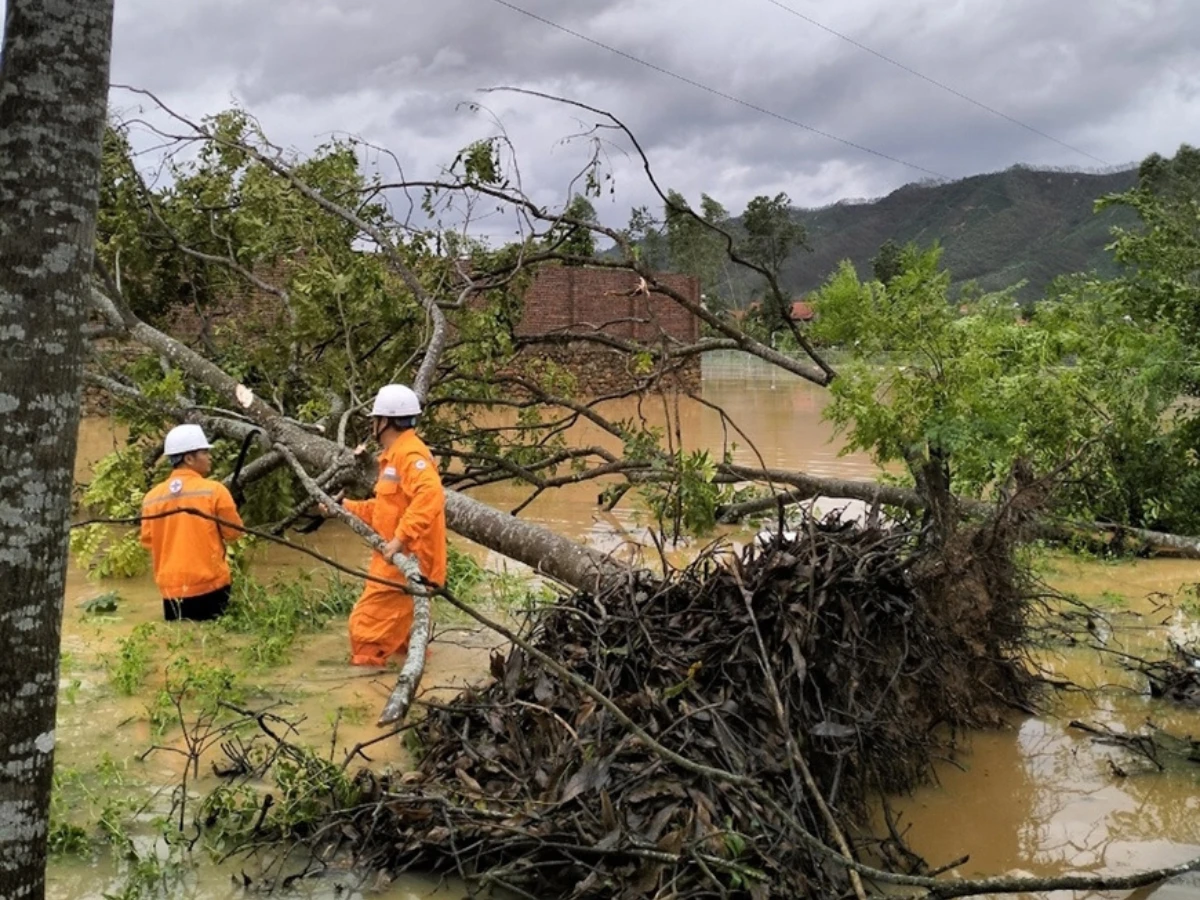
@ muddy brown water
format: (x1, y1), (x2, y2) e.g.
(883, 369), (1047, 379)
(56, 362), (1200, 898)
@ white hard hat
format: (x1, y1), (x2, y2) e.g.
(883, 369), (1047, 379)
(371, 384), (421, 418)
(163, 424), (212, 456)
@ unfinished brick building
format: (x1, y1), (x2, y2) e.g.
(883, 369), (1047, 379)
(152, 262), (702, 401)
(513, 266), (702, 395)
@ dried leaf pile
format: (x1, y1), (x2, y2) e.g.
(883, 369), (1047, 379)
(342, 516), (1034, 897)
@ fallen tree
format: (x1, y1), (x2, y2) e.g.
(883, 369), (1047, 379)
(357, 513), (1035, 898)
(187, 509), (1200, 899)
(81, 86), (1200, 729)
(83, 89), (862, 716)
(72, 88), (1200, 899)
(714, 464), (1200, 559)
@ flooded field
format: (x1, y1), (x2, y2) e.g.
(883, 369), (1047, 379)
(54, 362), (1200, 898)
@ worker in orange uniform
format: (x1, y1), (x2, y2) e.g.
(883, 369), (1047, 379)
(140, 424), (244, 621)
(337, 384), (447, 666)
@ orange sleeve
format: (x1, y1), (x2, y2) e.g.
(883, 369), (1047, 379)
(213, 484), (244, 543)
(395, 455), (444, 547)
(343, 498), (375, 528)
(139, 503), (154, 550)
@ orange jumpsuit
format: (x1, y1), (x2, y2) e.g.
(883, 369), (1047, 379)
(140, 468), (244, 598)
(343, 431), (447, 666)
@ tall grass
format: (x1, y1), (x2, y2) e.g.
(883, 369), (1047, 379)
(221, 572), (357, 667)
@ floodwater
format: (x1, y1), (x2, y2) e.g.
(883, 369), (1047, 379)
(896, 562), (1200, 898)
(56, 356), (1200, 898)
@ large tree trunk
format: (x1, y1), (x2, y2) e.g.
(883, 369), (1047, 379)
(0, 2), (115, 896)
(275, 429), (630, 591)
(717, 463), (1200, 559)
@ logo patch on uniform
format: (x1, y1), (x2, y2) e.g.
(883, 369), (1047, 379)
(168, 478), (183, 494)
(384, 466), (397, 477)
(414, 460), (427, 470)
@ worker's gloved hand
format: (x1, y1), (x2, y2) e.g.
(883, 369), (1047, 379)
(317, 489), (345, 517)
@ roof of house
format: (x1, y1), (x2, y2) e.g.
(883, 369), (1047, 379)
(790, 300), (815, 321)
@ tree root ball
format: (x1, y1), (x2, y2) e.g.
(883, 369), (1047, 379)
(341, 513), (1038, 898)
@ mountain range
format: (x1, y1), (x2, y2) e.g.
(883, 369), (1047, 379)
(762, 165), (1139, 303)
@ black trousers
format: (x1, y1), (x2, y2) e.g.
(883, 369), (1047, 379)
(162, 585), (231, 622)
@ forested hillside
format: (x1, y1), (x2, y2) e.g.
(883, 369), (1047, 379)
(765, 166), (1137, 301)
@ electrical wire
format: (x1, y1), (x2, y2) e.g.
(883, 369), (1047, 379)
(757, 0), (1111, 167)
(484, 0), (950, 181)
(483, 0), (1126, 290)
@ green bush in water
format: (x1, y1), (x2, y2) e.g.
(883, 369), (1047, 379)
(220, 571), (357, 668)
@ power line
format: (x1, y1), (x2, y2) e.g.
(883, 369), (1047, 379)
(485, 0), (951, 182)
(483, 0), (1121, 261)
(758, 0), (1111, 167)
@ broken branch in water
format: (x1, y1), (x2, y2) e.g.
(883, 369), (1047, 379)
(1069, 720), (1168, 771)
(1120, 642), (1200, 707)
(717, 462), (1200, 558)
(277, 444), (431, 728)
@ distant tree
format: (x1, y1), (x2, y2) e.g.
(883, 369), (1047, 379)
(698, 194), (729, 231)
(739, 192), (807, 324)
(871, 239), (904, 285)
(664, 189), (730, 304)
(553, 194), (598, 262)
(626, 205), (669, 270)
(740, 193), (806, 275)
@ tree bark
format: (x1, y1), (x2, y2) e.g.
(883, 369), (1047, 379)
(0, 2), (115, 897)
(717, 464), (1200, 559)
(716, 464), (925, 518)
(90, 289), (634, 594)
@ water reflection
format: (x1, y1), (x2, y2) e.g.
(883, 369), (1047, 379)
(895, 563), (1200, 896)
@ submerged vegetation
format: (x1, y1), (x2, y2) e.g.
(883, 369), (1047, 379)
(45, 584), (548, 900)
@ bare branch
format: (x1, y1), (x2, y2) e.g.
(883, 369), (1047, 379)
(275, 443), (428, 727)
(481, 86), (837, 382)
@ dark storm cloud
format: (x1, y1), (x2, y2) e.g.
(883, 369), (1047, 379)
(91, 0), (1200, 222)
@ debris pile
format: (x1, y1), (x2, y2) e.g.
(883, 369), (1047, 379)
(1122, 642), (1200, 707)
(325, 515), (1035, 898)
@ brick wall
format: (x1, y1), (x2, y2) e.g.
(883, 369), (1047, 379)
(510, 267), (702, 396)
(516, 267), (701, 345)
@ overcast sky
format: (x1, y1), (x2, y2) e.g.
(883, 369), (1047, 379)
(11, 0), (1200, 228)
